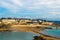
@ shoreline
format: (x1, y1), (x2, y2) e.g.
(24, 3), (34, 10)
(0, 25), (60, 40)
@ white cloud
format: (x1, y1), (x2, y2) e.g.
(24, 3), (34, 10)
(0, 0), (60, 14)
(0, 0), (60, 9)
(12, 0), (23, 7)
(0, 0), (23, 13)
(49, 12), (60, 16)
(20, 0), (60, 10)
(31, 0), (60, 9)
(46, 0), (60, 8)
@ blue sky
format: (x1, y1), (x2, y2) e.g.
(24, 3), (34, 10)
(0, 0), (60, 21)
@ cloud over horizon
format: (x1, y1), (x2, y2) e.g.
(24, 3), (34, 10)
(0, 0), (60, 20)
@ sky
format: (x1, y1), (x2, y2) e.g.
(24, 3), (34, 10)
(0, 0), (60, 21)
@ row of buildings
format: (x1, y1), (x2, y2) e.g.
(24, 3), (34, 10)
(0, 18), (53, 25)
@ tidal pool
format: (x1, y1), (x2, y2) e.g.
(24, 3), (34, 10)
(0, 31), (39, 40)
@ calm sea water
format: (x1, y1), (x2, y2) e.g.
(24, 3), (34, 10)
(0, 31), (39, 40)
(41, 29), (60, 38)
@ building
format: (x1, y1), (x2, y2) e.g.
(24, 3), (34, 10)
(1, 19), (17, 25)
(42, 22), (53, 25)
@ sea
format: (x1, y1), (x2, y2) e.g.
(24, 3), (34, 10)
(41, 29), (60, 38)
(0, 31), (39, 40)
